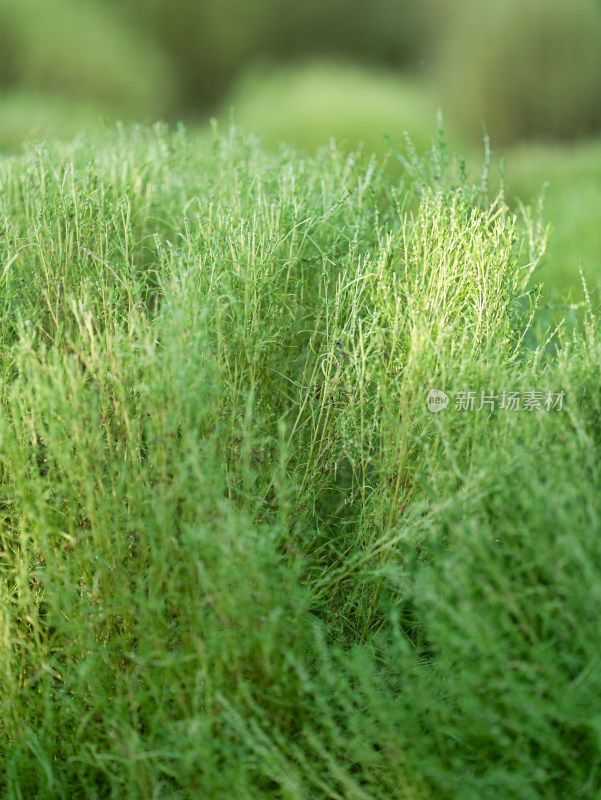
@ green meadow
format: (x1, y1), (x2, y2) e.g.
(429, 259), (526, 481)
(1, 123), (600, 798)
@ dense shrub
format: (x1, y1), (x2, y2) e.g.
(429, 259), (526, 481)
(0, 124), (600, 797)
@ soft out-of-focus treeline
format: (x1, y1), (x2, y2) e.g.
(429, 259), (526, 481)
(106, 0), (432, 107)
(434, 0), (601, 144)
(2, 0), (601, 148)
(0, 0), (432, 134)
(0, 0), (176, 116)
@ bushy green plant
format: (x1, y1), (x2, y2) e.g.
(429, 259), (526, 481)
(0, 123), (600, 798)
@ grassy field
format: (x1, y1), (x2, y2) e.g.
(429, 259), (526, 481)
(1, 123), (600, 798)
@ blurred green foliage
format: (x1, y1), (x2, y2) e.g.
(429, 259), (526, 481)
(0, 0), (432, 120)
(2, 0), (601, 149)
(223, 61), (455, 158)
(0, 0), (435, 147)
(501, 140), (601, 303)
(432, 0), (601, 144)
(0, 0), (177, 118)
(108, 0), (432, 107)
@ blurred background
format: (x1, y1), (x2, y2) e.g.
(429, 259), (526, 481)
(1, 0), (600, 303)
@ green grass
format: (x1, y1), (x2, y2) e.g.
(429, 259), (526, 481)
(1, 122), (601, 798)
(215, 59), (601, 303)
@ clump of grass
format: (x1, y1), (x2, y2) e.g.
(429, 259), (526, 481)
(0, 122), (600, 798)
